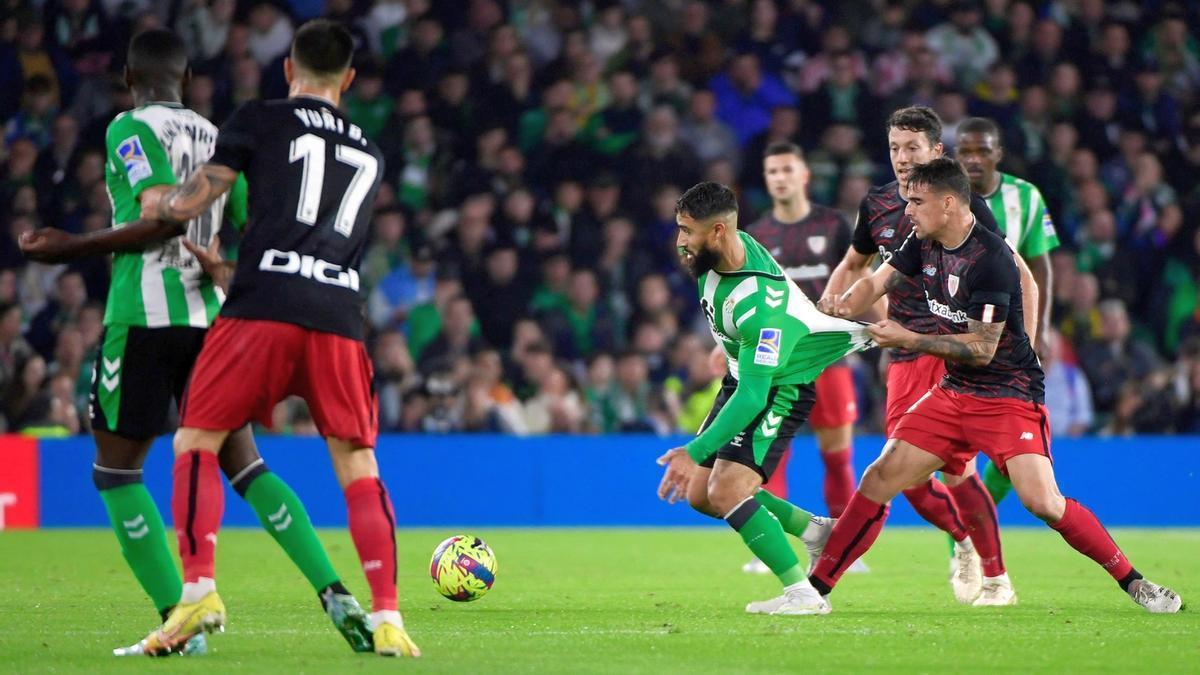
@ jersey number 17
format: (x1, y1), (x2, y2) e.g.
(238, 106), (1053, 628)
(289, 133), (378, 237)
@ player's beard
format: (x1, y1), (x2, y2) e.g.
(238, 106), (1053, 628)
(680, 243), (721, 279)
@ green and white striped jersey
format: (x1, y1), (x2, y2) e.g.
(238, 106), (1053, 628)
(103, 103), (246, 328)
(698, 231), (874, 386)
(981, 172), (1060, 260)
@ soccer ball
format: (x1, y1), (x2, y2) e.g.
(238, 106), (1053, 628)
(430, 535), (497, 602)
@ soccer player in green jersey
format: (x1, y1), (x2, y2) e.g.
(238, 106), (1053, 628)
(21, 30), (372, 656)
(657, 182), (874, 615)
(956, 117), (1061, 508)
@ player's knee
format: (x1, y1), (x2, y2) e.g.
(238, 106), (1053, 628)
(687, 488), (717, 517)
(706, 481), (753, 517)
(328, 440), (379, 489)
(1019, 489), (1064, 522)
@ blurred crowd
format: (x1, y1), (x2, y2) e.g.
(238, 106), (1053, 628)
(1, 0), (1199, 437)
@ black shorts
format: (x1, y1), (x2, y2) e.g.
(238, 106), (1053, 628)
(90, 324), (208, 440)
(698, 374), (816, 480)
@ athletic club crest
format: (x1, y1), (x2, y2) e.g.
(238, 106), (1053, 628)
(807, 235), (827, 254)
(947, 274), (960, 296)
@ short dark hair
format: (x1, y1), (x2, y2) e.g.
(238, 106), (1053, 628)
(906, 157), (971, 203)
(291, 20), (354, 77)
(886, 106), (942, 148)
(958, 117), (1002, 143)
(764, 141), (804, 161)
(676, 181), (737, 221)
(127, 29), (188, 87)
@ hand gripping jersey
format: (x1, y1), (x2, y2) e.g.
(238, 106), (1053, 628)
(209, 97), (385, 340)
(103, 104), (248, 328)
(851, 180), (1002, 362)
(888, 224), (1045, 403)
(747, 204), (852, 300)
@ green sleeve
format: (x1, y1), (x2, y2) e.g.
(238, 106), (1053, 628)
(224, 173), (249, 230)
(683, 284), (806, 463)
(1019, 187), (1060, 259)
(105, 114), (176, 198)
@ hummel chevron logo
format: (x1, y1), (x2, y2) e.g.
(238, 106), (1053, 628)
(764, 286), (784, 308)
(101, 357), (121, 392)
(760, 412), (783, 438)
(123, 514), (149, 539)
(268, 503), (293, 532)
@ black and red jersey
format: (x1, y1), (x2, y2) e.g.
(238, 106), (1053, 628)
(748, 204), (851, 301)
(210, 96), (384, 341)
(851, 180), (1001, 362)
(889, 223), (1044, 403)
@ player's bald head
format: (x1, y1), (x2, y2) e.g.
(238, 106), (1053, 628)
(126, 29), (188, 89)
(291, 19), (354, 82)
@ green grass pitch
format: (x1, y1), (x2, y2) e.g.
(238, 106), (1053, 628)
(1, 527), (1196, 673)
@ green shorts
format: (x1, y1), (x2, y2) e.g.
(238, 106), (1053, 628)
(697, 374), (816, 480)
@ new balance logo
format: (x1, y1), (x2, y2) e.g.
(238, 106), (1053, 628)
(764, 286), (784, 308)
(122, 514), (149, 540)
(760, 412), (783, 438)
(267, 503), (293, 532)
(363, 560), (383, 572)
(101, 357), (121, 393)
(1020, 432), (1034, 441)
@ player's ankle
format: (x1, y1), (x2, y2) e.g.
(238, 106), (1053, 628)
(181, 577), (216, 603)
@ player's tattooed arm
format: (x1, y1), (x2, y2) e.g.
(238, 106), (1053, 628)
(149, 163), (238, 224)
(908, 319), (1003, 366)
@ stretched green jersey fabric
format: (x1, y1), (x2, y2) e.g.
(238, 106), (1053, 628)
(981, 172), (1060, 259)
(685, 231), (874, 462)
(103, 103), (248, 329)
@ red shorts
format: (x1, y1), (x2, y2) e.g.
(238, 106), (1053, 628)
(892, 385), (1052, 476)
(884, 355), (946, 436)
(181, 318), (378, 448)
(808, 365), (858, 429)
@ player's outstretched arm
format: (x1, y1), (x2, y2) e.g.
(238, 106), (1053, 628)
(828, 263), (898, 319)
(869, 318), (1003, 367)
(19, 218), (185, 262)
(820, 247), (873, 313)
(147, 162), (238, 224)
(682, 372), (771, 464)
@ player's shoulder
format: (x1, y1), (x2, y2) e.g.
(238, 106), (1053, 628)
(809, 203), (848, 225)
(971, 222), (1015, 257)
(867, 180), (900, 199)
(1001, 171), (1047, 200)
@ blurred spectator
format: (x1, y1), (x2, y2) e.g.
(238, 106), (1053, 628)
(345, 65), (394, 142)
(678, 89), (739, 170)
(0, 302), (32, 389)
(539, 268), (617, 361)
(246, 2), (293, 67)
(1079, 299), (1162, 416)
(368, 244), (435, 333)
(619, 105), (699, 208)
(1041, 328), (1094, 438)
(606, 350), (666, 433)
(805, 124), (876, 207)
(386, 14), (450, 92)
(709, 52), (795, 146)
(926, 1), (999, 88)
(663, 341), (723, 434)
(521, 363), (584, 434)
(373, 330), (420, 432)
(27, 269), (86, 359)
(176, 0), (235, 63)
(470, 243), (533, 350)
(802, 51), (880, 147)
(463, 348), (525, 433)
(420, 294), (486, 375)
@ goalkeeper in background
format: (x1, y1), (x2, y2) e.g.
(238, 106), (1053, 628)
(657, 182), (875, 615)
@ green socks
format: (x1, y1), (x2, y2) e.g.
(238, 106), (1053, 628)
(981, 461), (1014, 505)
(726, 498), (806, 586)
(98, 482), (182, 616)
(243, 471), (340, 592)
(753, 489), (815, 538)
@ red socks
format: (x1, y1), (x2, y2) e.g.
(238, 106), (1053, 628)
(1050, 497), (1134, 582)
(948, 473), (1005, 577)
(173, 450), (224, 583)
(820, 448), (855, 517)
(345, 477), (398, 611)
(901, 478), (968, 541)
(809, 491), (889, 594)
(760, 446), (791, 498)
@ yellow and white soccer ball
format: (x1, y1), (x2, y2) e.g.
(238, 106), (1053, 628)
(430, 535), (497, 602)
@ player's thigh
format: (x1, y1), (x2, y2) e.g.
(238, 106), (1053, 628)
(327, 436), (379, 490)
(938, 456), (978, 486)
(707, 459), (765, 514)
(883, 356), (945, 436)
(90, 324), (174, 440)
(297, 330), (378, 451)
(860, 439), (949, 501)
(710, 383), (814, 503)
(168, 326), (210, 404)
(810, 366), (857, 443)
(1004, 454), (1065, 521)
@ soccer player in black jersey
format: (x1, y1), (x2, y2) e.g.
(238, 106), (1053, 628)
(130, 21), (419, 657)
(822, 106), (1033, 603)
(810, 158), (1181, 615)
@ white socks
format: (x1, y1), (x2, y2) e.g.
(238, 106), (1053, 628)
(181, 577), (216, 604)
